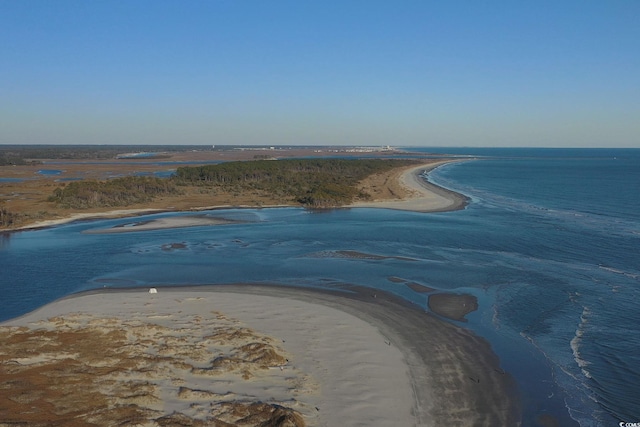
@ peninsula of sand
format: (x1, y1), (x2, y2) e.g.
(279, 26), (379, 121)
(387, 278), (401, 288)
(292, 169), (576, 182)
(0, 285), (519, 426)
(349, 160), (468, 212)
(12, 159), (469, 233)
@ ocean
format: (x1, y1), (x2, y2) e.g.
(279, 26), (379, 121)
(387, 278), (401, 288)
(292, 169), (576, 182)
(1, 148), (638, 426)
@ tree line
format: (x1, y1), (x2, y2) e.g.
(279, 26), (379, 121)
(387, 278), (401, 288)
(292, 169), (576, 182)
(0, 155), (35, 166)
(174, 158), (418, 207)
(45, 158), (419, 210)
(0, 206), (19, 227)
(48, 176), (180, 209)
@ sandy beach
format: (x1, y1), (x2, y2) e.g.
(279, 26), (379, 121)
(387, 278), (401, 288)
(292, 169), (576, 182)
(0, 285), (519, 426)
(349, 160), (468, 212)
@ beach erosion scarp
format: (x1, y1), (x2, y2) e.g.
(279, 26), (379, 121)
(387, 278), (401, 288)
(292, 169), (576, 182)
(0, 284), (520, 426)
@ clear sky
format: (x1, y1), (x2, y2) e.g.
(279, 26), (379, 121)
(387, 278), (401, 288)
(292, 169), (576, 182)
(1, 1), (638, 147)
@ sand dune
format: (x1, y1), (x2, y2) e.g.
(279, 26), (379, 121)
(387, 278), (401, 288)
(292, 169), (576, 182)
(0, 285), (519, 426)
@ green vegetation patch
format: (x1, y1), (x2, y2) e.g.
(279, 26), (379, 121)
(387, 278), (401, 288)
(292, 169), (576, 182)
(175, 158), (418, 207)
(48, 176), (180, 209)
(45, 158), (419, 210)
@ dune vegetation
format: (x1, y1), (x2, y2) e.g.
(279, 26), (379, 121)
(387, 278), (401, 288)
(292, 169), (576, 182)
(46, 158), (419, 210)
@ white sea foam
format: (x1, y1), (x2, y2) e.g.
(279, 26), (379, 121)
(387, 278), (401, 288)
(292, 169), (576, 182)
(565, 397), (600, 427)
(571, 307), (592, 379)
(599, 265), (639, 280)
(491, 304), (501, 329)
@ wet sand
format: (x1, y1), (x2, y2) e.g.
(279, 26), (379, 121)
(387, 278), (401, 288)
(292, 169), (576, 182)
(0, 284), (520, 426)
(13, 208), (166, 231)
(82, 214), (244, 234)
(428, 292), (480, 322)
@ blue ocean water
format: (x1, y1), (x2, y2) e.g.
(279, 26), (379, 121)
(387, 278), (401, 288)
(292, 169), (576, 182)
(1, 148), (638, 426)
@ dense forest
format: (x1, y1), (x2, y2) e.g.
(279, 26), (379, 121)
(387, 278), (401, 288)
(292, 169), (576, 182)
(45, 158), (419, 210)
(174, 158), (418, 207)
(48, 176), (181, 209)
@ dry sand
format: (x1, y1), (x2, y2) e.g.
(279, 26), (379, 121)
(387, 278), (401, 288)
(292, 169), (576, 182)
(0, 285), (519, 426)
(349, 160), (468, 212)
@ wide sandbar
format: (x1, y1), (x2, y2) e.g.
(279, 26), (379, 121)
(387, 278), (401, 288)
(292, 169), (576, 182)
(1, 284), (519, 426)
(82, 215), (243, 234)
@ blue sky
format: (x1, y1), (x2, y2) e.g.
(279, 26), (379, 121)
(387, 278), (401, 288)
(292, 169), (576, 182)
(1, 1), (638, 147)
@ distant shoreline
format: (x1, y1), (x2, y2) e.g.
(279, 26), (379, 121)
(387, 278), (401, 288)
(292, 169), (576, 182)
(1, 283), (520, 426)
(11, 160), (469, 232)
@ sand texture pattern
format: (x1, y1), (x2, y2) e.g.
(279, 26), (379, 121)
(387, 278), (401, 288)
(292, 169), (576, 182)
(0, 307), (306, 426)
(0, 285), (520, 426)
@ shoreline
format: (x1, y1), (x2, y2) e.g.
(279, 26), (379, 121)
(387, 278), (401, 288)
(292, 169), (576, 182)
(9, 160), (469, 233)
(348, 160), (470, 212)
(1, 284), (520, 426)
(9, 204), (291, 232)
